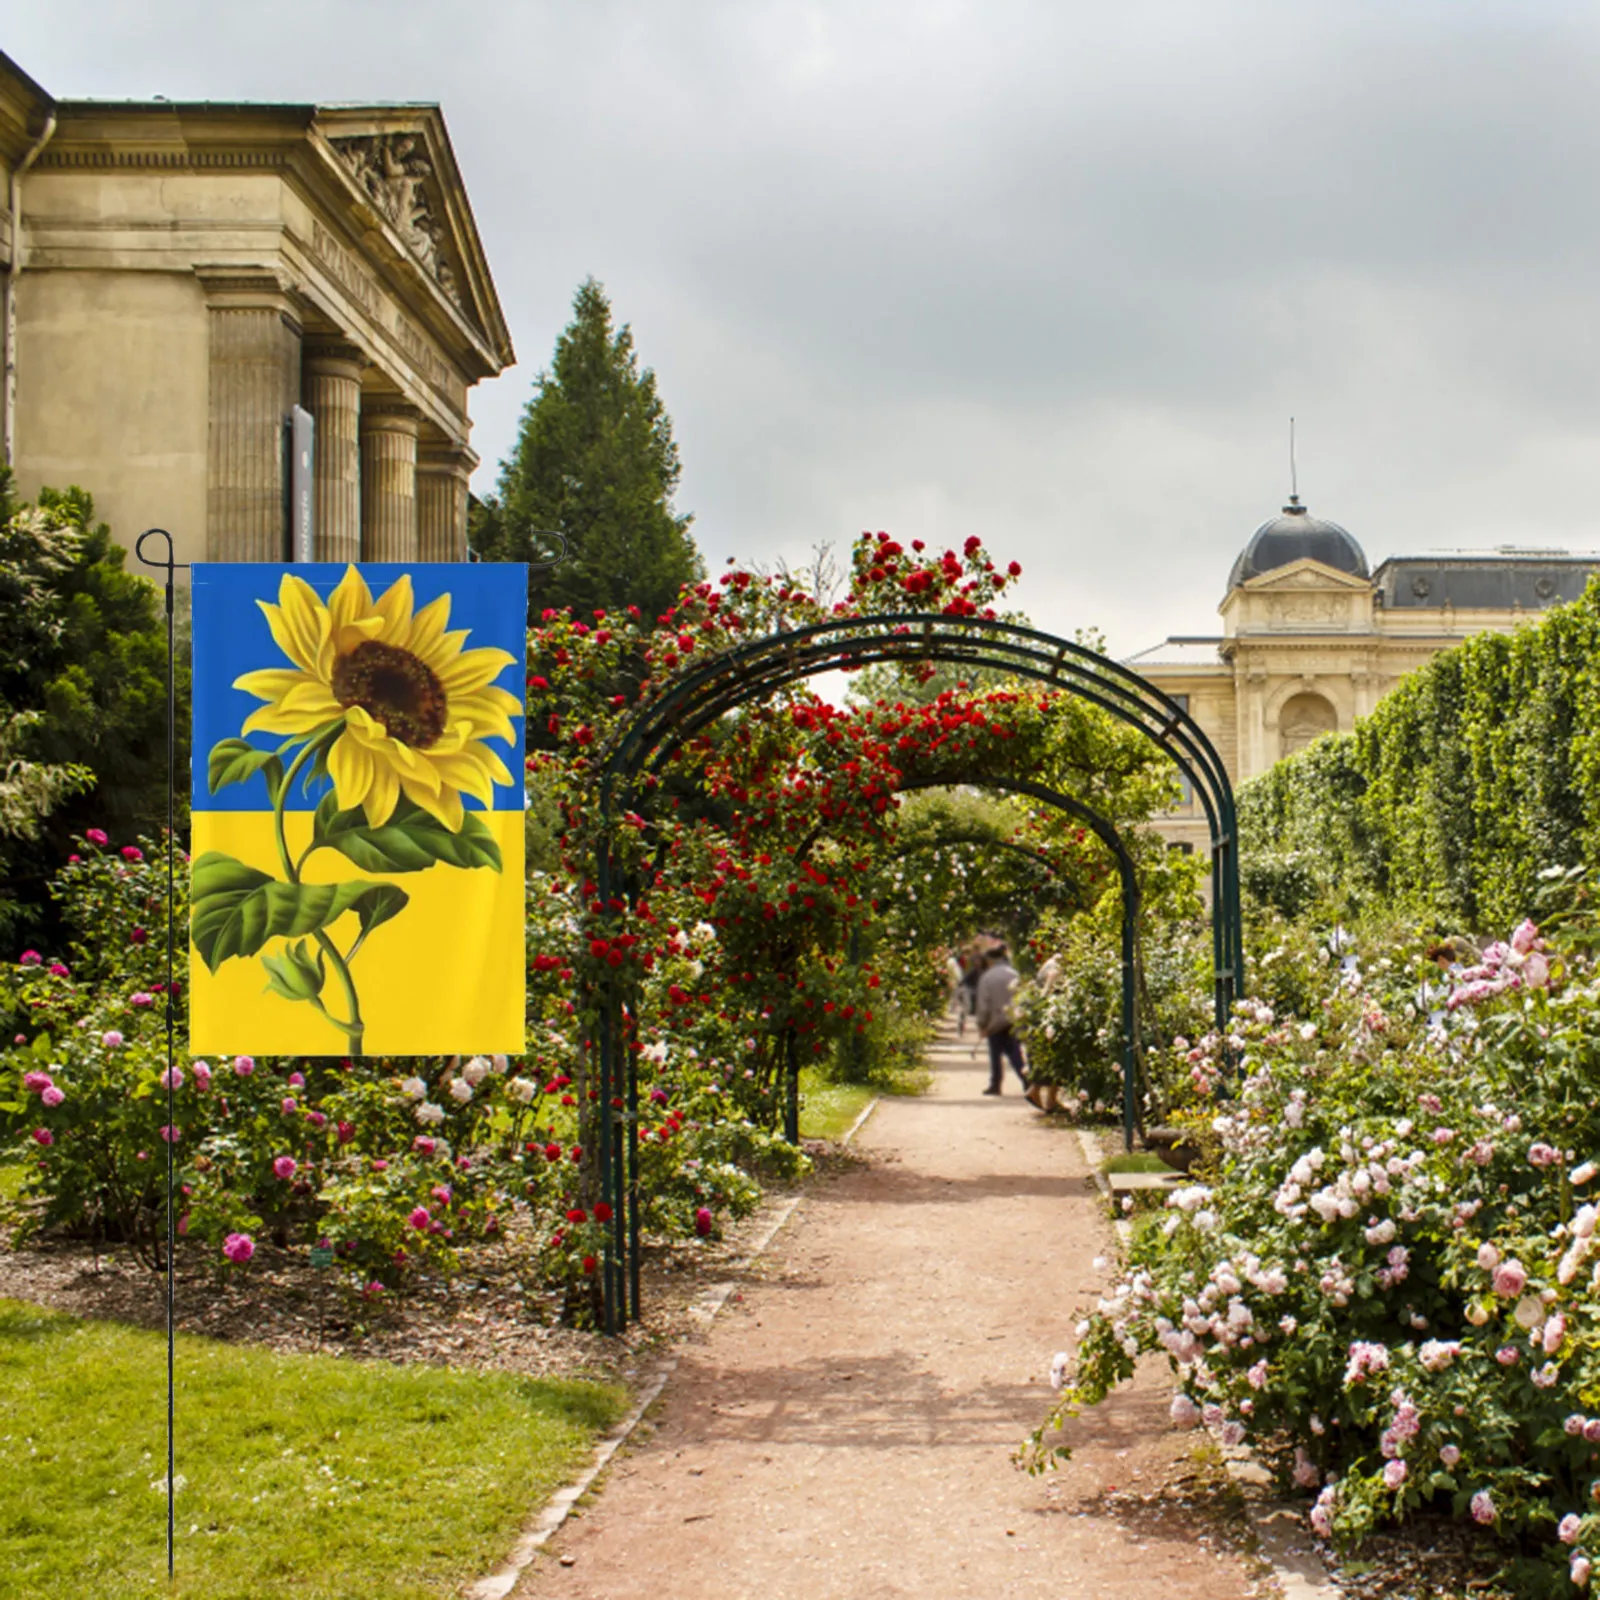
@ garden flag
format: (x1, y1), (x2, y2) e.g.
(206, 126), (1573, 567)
(189, 563), (527, 1056)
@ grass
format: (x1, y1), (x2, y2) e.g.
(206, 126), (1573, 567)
(0, 1296), (626, 1600)
(1101, 1151), (1180, 1175)
(797, 1072), (876, 1141)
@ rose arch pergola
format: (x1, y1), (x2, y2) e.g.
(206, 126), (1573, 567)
(588, 615), (1242, 1330)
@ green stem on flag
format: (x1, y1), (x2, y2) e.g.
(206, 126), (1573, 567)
(270, 738), (366, 1055)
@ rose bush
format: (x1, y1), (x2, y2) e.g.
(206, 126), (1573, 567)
(1029, 910), (1600, 1595)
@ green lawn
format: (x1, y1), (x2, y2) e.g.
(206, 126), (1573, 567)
(0, 1297), (625, 1600)
(797, 1071), (876, 1141)
(1102, 1151), (1180, 1175)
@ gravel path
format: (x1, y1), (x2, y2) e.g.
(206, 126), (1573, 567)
(512, 1030), (1261, 1600)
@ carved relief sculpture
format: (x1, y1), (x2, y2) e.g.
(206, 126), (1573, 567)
(331, 134), (461, 306)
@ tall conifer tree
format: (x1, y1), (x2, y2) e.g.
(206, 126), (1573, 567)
(471, 279), (701, 619)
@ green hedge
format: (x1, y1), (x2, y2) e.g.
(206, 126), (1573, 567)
(1239, 578), (1600, 930)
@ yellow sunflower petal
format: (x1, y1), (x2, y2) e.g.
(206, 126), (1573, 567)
(400, 773), (463, 832)
(241, 701), (344, 737)
(447, 691), (517, 744)
(362, 760), (400, 828)
(437, 646), (517, 696)
(415, 626), (472, 674)
(327, 730), (375, 816)
(427, 741), (514, 805)
(232, 667), (313, 703)
(278, 575), (333, 673)
(332, 615), (387, 657)
(328, 566), (374, 634)
(407, 594), (453, 660)
(373, 574), (415, 646)
(276, 681), (343, 721)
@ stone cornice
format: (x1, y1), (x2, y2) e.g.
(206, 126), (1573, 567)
(0, 49), (54, 166)
(30, 99), (511, 381)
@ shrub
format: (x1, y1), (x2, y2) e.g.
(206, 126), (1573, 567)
(1031, 911), (1600, 1595)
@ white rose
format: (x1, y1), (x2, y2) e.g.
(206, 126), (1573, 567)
(415, 1101), (445, 1126)
(400, 1076), (427, 1100)
(507, 1077), (537, 1104)
(462, 1056), (491, 1086)
(448, 1077), (474, 1103)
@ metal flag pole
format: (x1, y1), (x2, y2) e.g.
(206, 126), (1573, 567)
(135, 529), (186, 1582)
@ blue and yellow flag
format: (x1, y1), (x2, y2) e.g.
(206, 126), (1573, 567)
(190, 563), (527, 1056)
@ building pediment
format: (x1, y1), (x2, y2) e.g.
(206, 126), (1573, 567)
(1238, 557), (1374, 595)
(313, 106), (513, 375)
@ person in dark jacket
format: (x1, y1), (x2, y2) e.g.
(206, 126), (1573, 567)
(974, 943), (1028, 1095)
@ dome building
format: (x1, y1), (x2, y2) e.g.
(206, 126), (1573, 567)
(1125, 494), (1600, 857)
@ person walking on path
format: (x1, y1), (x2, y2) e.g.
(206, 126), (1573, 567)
(958, 940), (983, 1049)
(975, 942), (1029, 1095)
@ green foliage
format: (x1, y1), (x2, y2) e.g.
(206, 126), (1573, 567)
(0, 473), (186, 952)
(472, 277), (702, 621)
(0, 1297), (624, 1600)
(1240, 580), (1600, 931)
(1027, 911), (1600, 1594)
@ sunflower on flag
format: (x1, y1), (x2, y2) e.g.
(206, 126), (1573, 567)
(191, 565), (524, 1055)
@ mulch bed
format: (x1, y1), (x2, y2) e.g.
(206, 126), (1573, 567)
(0, 1143), (853, 1391)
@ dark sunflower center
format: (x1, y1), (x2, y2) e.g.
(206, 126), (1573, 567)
(332, 641), (448, 749)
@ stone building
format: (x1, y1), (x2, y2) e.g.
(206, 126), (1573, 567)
(0, 49), (512, 570)
(1127, 494), (1600, 854)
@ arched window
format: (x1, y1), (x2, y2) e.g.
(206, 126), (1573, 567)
(1279, 691), (1338, 758)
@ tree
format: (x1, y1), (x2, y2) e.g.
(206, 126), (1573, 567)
(0, 474), (187, 950)
(471, 278), (702, 620)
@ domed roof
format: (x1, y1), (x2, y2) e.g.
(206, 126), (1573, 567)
(1227, 497), (1369, 590)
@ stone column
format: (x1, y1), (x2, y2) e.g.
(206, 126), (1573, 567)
(197, 268), (302, 561)
(359, 402), (420, 562)
(303, 341), (364, 564)
(417, 440), (476, 562)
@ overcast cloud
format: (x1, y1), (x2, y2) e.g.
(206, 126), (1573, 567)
(8, 0), (1600, 651)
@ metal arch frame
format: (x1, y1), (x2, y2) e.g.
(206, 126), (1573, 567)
(891, 772), (1143, 1148)
(775, 779), (1125, 1147)
(586, 615), (1243, 1331)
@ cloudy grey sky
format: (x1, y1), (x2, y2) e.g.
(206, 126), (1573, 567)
(10, 1), (1600, 652)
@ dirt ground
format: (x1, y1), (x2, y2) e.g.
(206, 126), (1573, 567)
(512, 1030), (1268, 1600)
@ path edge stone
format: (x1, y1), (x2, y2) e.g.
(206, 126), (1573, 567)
(1074, 1127), (1340, 1600)
(465, 1095), (881, 1599)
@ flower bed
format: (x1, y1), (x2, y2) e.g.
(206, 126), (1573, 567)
(1030, 914), (1600, 1596)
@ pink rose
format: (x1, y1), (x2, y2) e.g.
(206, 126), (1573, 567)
(281, 1098), (297, 1115)
(159, 1124), (179, 1143)
(305, 1110), (326, 1129)
(1471, 1489), (1496, 1525)
(272, 1155), (297, 1180)
(413, 1136), (435, 1156)
(48, 962), (69, 978)
(120, 845), (143, 862)
(85, 828), (108, 846)
(31, 1128), (53, 1146)
(22, 1071), (52, 1093)
(101, 1031), (123, 1049)
(130, 992), (154, 1008)
(192, 1062), (212, 1091)
(222, 1232), (255, 1264)
(695, 1206), (713, 1237)
(233, 1056), (255, 1076)
(159, 1067), (184, 1091)
(1383, 1460), (1408, 1490)
(1574, 1555), (1593, 1590)
(1439, 1444), (1461, 1467)
(1511, 918), (1540, 956)
(287, 1072), (305, 1089)
(408, 1207), (431, 1231)
(336, 1121), (355, 1144)
(1560, 1514), (1583, 1545)
(18, 950), (41, 966)
(1491, 1259), (1527, 1298)
(41, 1085), (64, 1107)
